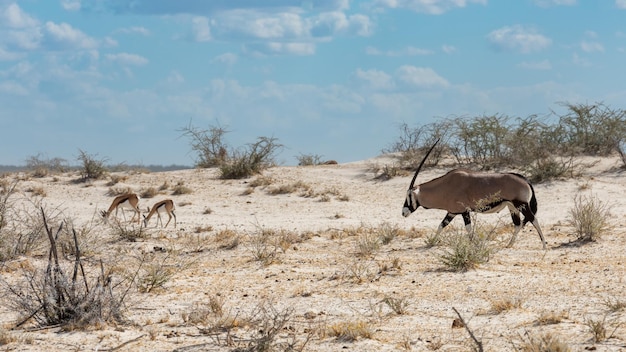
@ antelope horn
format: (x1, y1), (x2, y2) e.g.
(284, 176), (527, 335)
(408, 138), (440, 189)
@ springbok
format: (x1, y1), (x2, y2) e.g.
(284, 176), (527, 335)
(402, 140), (547, 249)
(101, 193), (141, 224)
(143, 199), (176, 228)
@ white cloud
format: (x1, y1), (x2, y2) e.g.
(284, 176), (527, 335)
(396, 66), (449, 88)
(487, 25), (552, 53)
(105, 52), (149, 66)
(115, 26), (151, 36)
(441, 44), (456, 54)
(372, 0), (487, 14)
(268, 42), (316, 55)
(616, 0), (626, 9)
(533, 0), (576, 7)
(61, 0), (82, 11)
(353, 68), (394, 90)
(365, 45), (432, 56)
(1, 3), (39, 28)
(44, 21), (98, 49)
(580, 40), (604, 53)
(192, 16), (212, 42)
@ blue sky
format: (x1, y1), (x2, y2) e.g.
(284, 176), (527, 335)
(1, 0), (626, 166)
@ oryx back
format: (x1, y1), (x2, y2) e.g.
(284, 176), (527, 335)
(416, 169), (533, 214)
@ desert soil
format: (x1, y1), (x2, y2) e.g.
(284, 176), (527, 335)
(1, 155), (625, 351)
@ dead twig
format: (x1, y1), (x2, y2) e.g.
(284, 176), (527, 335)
(452, 307), (483, 352)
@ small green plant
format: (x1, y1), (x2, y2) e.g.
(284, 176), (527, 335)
(568, 194), (612, 242)
(439, 231), (493, 272)
(424, 231), (444, 248)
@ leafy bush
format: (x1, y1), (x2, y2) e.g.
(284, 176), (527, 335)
(387, 102), (626, 182)
(439, 231), (493, 272)
(77, 149), (108, 181)
(180, 122), (283, 179)
(219, 137), (283, 179)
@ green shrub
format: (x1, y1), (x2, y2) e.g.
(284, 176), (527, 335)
(440, 232), (493, 272)
(219, 137), (283, 179)
(77, 149), (108, 181)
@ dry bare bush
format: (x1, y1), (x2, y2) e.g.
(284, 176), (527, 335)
(266, 181), (311, 195)
(106, 185), (133, 196)
(246, 228), (282, 265)
(535, 311), (568, 325)
(140, 187), (159, 198)
(327, 320), (373, 342)
(381, 296), (411, 315)
(485, 297), (523, 315)
(215, 229), (240, 250)
(171, 181), (192, 195)
(132, 251), (189, 293)
(515, 331), (571, 352)
(567, 194), (612, 243)
(1, 196), (55, 261)
(1, 209), (130, 330)
(107, 219), (147, 242)
(106, 174), (128, 186)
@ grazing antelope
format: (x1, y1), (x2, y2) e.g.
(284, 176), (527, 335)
(100, 193), (141, 223)
(143, 199), (176, 228)
(402, 140), (547, 249)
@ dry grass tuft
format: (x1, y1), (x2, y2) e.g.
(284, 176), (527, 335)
(327, 320), (373, 342)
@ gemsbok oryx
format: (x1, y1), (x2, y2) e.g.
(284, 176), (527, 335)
(402, 139), (547, 249)
(143, 199), (177, 228)
(101, 193), (141, 224)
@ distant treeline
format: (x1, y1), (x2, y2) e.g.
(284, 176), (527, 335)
(0, 164), (192, 173)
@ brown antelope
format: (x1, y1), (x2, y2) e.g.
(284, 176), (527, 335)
(100, 193), (141, 223)
(143, 199), (176, 228)
(402, 139), (547, 249)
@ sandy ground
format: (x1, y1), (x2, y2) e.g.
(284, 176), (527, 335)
(1, 155), (625, 351)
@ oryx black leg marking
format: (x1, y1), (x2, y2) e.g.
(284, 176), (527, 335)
(439, 213), (456, 229)
(510, 212), (522, 227)
(462, 212), (471, 227)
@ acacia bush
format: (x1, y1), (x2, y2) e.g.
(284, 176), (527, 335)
(77, 149), (108, 181)
(181, 123), (283, 179)
(387, 102), (626, 182)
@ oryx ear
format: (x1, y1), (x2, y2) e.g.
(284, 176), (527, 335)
(408, 138), (440, 189)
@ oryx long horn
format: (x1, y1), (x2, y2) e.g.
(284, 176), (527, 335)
(408, 138), (440, 189)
